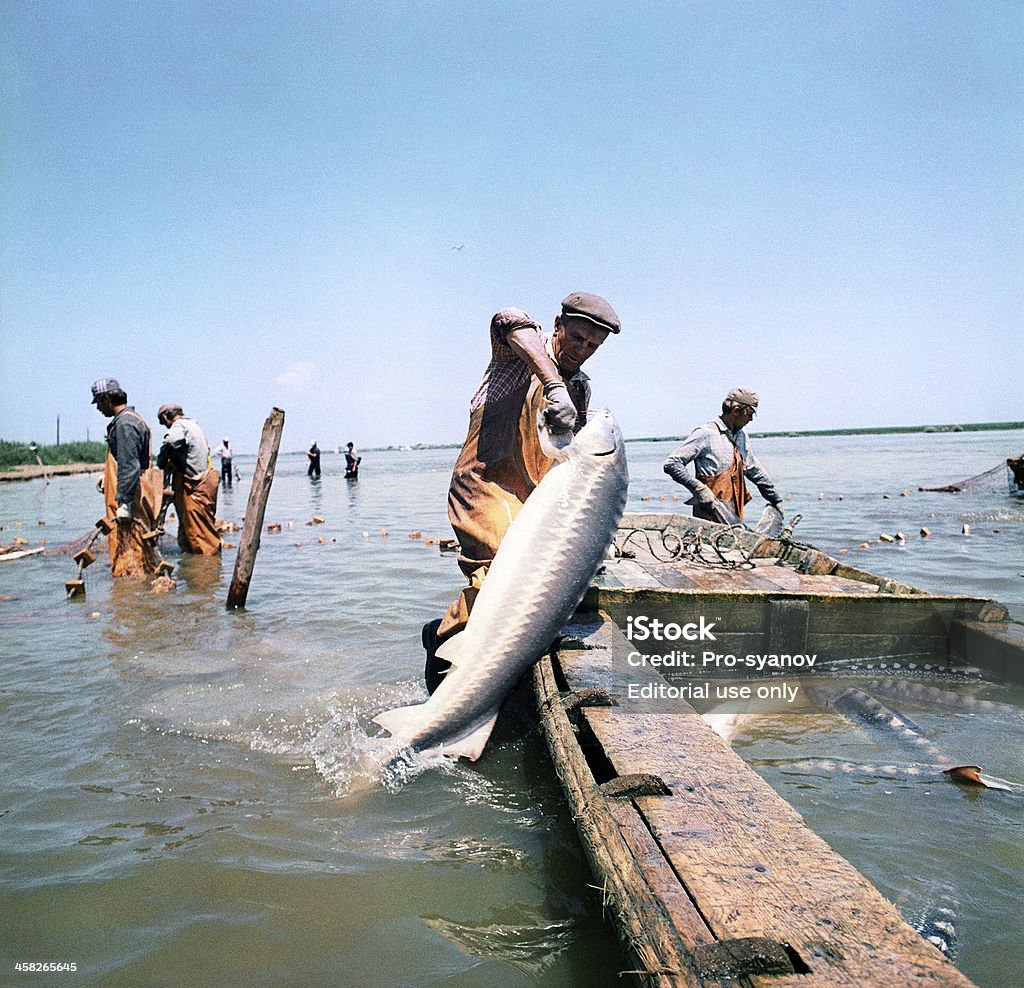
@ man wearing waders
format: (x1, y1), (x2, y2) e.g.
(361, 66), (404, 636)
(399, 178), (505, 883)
(157, 404), (222, 555)
(91, 378), (163, 577)
(423, 292), (621, 693)
(663, 387), (783, 525)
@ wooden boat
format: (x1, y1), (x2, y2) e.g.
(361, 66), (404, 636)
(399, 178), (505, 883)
(531, 512), (1023, 987)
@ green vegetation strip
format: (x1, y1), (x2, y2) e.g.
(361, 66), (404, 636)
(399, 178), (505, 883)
(0, 440), (107, 469)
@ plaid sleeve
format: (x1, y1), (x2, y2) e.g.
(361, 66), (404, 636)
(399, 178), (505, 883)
(469, 308), (542, 411)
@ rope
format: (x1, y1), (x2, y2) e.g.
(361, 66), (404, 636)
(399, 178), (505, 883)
(615, 524), (758, 570)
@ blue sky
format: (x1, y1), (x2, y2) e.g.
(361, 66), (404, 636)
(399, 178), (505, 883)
(2, 1), (1021, 452)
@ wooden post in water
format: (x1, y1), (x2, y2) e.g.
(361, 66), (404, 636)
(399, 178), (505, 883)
(226, 407), (285, 610)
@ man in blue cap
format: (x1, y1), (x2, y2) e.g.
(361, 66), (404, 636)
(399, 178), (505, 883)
(91, 378), (162, 576)
(424, 292), (621, 691)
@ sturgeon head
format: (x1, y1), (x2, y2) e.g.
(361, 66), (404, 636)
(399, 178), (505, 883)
(374, 409), (629, 764)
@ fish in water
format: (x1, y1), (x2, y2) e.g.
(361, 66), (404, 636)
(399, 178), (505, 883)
(373, 409), (629, 762)
(864, 677), (1023, 719)
(828, 687), (944, 760)
(824, 687), (1015, 791)
(912, 904), (958, 957)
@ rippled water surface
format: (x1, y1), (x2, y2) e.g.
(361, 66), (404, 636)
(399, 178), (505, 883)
(2, 428), (1022, 986)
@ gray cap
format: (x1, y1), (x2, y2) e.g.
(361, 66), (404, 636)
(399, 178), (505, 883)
(90, 378), (123, 403)
(726, 387), (759, 409)
(158, 403), (184, 420)
(561, 292), (620, 334)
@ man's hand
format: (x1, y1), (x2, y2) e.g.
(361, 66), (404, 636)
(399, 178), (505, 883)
(697, 488), (737, 524)
(542, 382), (577, 434)
(115, 503), (132, 523)
(708, 499), (737, 525)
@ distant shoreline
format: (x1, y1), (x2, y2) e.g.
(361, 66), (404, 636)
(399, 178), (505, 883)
(628, 421), (1024, 444)
(2, 422), (1020, 471)
(356, 420), (1024, 452)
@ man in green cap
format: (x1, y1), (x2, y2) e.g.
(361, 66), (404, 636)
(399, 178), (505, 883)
(663, 387), (784, 525)
(424, 292), (621, 691)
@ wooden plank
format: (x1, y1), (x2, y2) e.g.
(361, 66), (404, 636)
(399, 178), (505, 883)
(532, 656), (702, 987)
(746, 562), (876, 595)
(591, 586), (997, 640)
(604, 800), (720, 954)
(767, 599), (809, 654)
(543, 619), (974, 986)
(949, 619), (1024, 683)
(605, 558), (667, 589)
(578, 708), (973, 988)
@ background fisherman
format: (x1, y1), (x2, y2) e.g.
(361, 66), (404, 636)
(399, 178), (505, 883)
(344, 442), (361, 479)
(91, 378), (163, 576)
(424, 291), (620, 692)
(663, 386), (783, 524)
(215, 437), (233, 488)
(156, 404), (222, 555)
(307, 441), (321, 478)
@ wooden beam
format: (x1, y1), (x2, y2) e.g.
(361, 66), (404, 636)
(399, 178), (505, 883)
(532, 656), (704, 987)
(226, 407), (285, 610)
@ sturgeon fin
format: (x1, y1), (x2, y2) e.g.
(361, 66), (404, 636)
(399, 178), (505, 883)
(439, 711), (500, 762)
(373, 703), (427, 742)
(944, 765), (1015, 791)
(536, 411), (574, 462)
(434, 631), (470, 672)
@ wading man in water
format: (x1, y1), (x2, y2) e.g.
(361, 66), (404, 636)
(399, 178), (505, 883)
(663, 387), (783, 525)
(423, 292), (621, 692)
(156, 403), (222, 555)
(91, 378), (163, 577)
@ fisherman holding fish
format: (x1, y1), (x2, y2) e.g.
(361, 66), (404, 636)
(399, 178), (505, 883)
(423, 292), (621, 692)
(156, 404), (222, 555)
(663, 387), (783, 525)
(91, 378), (163, 577)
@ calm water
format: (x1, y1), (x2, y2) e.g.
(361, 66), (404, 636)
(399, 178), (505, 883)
(2, 428), (1022, 986)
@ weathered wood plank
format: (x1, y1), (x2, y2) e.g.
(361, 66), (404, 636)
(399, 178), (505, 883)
(605, 558), (667, 589)
(582, 706), (972, 987)
(949, 619), (1024, 683)
(543, 618), (975, 986)
(532, 655), (701, 987)
(590, 586), (998, 641)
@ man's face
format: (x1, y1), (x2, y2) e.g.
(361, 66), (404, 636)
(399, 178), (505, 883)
(552, 316), (610, 374)
(94, 395), (115, 418)
(724, 403), (756, 430)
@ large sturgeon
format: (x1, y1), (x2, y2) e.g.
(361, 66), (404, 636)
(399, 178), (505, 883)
(374, 408), (629, 762)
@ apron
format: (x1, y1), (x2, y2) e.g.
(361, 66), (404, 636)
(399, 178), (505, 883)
(697, 442), (751, 521)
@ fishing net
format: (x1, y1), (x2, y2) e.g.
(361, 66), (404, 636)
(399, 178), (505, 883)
(919, 460), (1022, 495)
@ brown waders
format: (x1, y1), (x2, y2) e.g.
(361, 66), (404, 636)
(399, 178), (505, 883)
(426, 375), (587, 691)
(173, 468), (222, 555)
(103, 454), (163, 577)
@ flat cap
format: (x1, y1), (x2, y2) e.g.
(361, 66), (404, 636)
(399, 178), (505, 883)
(726, 387), (759, 409)
(90, 378), (123, 403)
(158, 403), (184, 420)
(561, 292), (620, 334)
